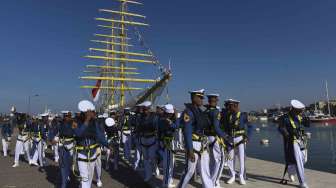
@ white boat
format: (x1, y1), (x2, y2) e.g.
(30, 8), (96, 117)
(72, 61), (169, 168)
(258, 116), (268, 122)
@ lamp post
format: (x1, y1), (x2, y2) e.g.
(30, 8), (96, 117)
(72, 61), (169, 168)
(28, 94), (39, 115)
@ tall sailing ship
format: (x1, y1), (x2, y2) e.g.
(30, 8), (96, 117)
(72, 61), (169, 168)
(80, 0), (172, 112)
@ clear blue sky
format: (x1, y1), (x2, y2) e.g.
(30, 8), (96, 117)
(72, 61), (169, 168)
(1, 0), (336, 114)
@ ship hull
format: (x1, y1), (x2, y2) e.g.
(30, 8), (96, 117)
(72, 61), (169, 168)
(310, 118), (336, 124)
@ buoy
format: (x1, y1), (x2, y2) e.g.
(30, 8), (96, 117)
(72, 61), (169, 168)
(255, 128), (260, 132)
(261, 124), (267, 128)
(305, 132), (312, 139)
(260, 139), (270, 145)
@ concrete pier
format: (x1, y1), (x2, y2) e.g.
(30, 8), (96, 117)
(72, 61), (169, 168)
(144, 152), (336, 188)
(0, 143), (335, 188)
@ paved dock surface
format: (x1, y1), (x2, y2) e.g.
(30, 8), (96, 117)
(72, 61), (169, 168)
(0, 145), (150, 188)
(1, 143), (335, 188)
(145, 152), (336, 188)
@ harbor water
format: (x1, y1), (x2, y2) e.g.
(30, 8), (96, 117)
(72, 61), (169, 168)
(248, 121), (336, 174)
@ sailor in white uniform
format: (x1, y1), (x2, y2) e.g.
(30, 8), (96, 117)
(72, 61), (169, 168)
(13, 114), (32, 167)
(278, 100), (310, 188)
(177, 89), (214, 188)
(74, 100), (109, 188)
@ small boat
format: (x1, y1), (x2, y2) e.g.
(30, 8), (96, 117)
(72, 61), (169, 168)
(260, 139), (270, 145)
(258, 116), (268, 122)
(309, 81), (336, 124)
(305, 132), (312, 139)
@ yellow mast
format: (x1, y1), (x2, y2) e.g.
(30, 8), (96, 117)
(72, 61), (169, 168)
(81, 0), (170, 110)
(120, 2), (126, 107)
(109, 19), (116, 106)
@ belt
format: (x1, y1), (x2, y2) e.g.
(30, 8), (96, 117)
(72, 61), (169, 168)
(17, 138), (29, 143)
(76, 144), (99, 151)
(60, 137), (74, 142)
(192, 134), (207, 142)
(77, 153), (101, 162)
(192, 134), (208, 154)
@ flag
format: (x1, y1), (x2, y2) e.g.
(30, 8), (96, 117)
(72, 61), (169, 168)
(92, 80), (102, 102)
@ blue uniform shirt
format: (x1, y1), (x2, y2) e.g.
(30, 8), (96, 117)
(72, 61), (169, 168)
(222, 111), (253, 138)
(181, 104), (211, 151)
(74, 120), (108, 148)
(158, 116), (180, 140)
(31, 122), (47, 140)
(1, 121), (12, 138)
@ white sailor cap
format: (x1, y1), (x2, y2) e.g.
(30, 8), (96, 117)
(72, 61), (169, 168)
(225, 98), (240, 104)
(102, 113), (109, 118)
(207, 93), (220, 98)
(78, 100), (96, 112)
(124, 107), (131, 111)
(98, 115), (103, 118)
(10, 106), (16, 113)
(189, 89), (205, 97)
(141, 101), (152, 108)
(164, 104), (174, 114)
(61, 110), (70, 114)
(291, 99), (305, 109)
(105, 118), (116, 127)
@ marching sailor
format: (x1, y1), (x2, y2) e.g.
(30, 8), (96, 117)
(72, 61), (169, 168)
(137, 101), (159, 182)
(49, 116), (61, 163)
(13, 113), (32, 167)
(30, 115), (47, 167)
(205, 94), (229, 188)
(105, 117), (120, 171)
(278, 99), (310, 188)
(1, 116), (12, 157)
(74, 100), (108, 188)
(120, 107), (132, 162)
(94, 113), (108, 187)
(50, 111), (76, 188)
(158, 104), (180, 188)
(132, 104), (143, 170)
(223, 99), (253, 185)
(178, 89), (214, 188)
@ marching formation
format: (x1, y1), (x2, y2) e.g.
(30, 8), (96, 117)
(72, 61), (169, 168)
(0, 90), (310, 188)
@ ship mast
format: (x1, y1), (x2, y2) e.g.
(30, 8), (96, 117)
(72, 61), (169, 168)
(326, 80), (331, 116)
(80, 0), (171, 110)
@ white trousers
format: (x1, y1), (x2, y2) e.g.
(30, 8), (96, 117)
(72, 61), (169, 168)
(178, 141), (214, 188)
(141, 136), (158, 180)
(162, 146), (174, 186)
(133, 136), (142, 170)
(2, 138), (10, 156)
(288, 140), (307, 185)
(94, 150), (102, 182)
(32, 138), (44, 166)
(227, 136), (245, 180)
(122, 131), (132, 161)
(53, 144), (59, 162)
(78, 151), (100, 188)
(14, 135), (31, 164)
(208, 137), (225, 186)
